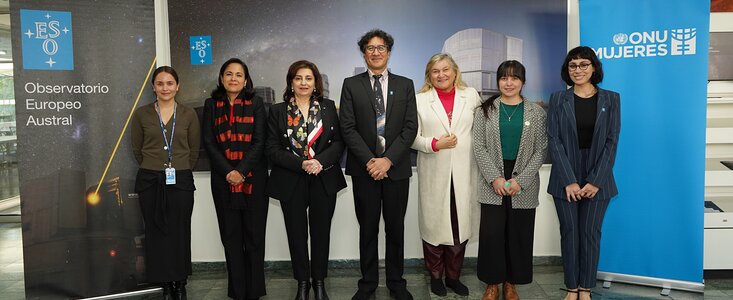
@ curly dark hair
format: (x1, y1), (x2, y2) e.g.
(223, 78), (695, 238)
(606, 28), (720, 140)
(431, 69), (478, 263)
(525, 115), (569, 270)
(357, 29), (394, 53)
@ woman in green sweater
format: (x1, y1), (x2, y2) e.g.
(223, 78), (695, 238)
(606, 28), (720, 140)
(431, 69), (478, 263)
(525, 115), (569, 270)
(131, 66), (200, 300)
(472, 60), (547, 300)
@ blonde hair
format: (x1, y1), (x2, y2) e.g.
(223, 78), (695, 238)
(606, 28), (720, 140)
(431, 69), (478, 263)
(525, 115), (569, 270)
(419, 53), (467, 93)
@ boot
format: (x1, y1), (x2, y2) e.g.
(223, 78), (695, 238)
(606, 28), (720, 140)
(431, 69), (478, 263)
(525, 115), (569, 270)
(429, 278), (447, 296)
(312, 279), (329, 300)
(445, 278), (468, 296)
(295, 280), (310, 300)
(173, 280), (187, 300)
(161, 282), (174, 300)
(503, 282), (519, 300)
(481, 284), (499, 300)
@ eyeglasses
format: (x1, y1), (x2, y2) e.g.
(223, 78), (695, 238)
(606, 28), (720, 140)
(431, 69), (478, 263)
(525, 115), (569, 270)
(365, 45), (388, 53)
(568, 63), (592, 71)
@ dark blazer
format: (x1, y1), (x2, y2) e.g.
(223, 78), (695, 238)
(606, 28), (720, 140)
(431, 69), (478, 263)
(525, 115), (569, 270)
(265, 98), (347, 203)
(339, 72), (418, 180)
(202, 96), (268, 178)
(547, 87), (621, 201)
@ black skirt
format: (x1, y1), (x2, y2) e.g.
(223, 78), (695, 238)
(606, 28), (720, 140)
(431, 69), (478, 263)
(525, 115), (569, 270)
(135, 168), (195, 283)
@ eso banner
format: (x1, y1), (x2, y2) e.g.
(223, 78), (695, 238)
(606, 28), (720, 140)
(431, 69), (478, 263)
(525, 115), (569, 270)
(10, 0), (156, 298)
(579, 0), (708, 285)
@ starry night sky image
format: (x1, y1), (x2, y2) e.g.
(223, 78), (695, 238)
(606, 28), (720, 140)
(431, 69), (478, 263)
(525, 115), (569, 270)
(169, 0), (568, 108)
(11, 0), (155, 297)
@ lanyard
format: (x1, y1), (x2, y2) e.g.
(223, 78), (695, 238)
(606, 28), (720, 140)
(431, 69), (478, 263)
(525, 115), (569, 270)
(155, 101), (177, 168)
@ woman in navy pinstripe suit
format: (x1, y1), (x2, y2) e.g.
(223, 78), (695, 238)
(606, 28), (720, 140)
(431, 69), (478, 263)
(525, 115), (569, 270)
(547, 46), (620, 300)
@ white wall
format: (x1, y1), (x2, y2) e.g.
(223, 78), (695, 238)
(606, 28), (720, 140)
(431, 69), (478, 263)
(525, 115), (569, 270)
(191, 166), (560, 262)
(168, 0), (575, 263)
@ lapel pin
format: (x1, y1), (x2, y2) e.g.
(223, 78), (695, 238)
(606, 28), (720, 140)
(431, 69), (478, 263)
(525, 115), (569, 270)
(389, 91), (394, 96)
(602, 107), (606, 112)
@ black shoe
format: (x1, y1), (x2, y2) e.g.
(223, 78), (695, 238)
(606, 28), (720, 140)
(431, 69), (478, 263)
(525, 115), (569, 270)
(312, 279), (329, 300)
(161, 282), (174, 300)
(173, 280), (187, 300)
(351, 289), (374, 300)
(295, 280), (310, 300)
(430, 278), (447, 296)
(445, 278), (469, 296)
(389, 288), (414, 300)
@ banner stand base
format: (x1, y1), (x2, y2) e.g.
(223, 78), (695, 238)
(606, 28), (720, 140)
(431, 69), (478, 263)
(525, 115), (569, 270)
(598, 272), (704, 294)
(80, 287), (161, 300)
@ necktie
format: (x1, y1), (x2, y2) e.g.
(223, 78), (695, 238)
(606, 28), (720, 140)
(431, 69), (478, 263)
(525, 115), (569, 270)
(373, 74), (386, 155)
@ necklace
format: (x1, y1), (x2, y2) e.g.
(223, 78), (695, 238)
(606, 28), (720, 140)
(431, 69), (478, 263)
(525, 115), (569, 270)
(575, 87), (597, 98)
(500, 101), (522, 122)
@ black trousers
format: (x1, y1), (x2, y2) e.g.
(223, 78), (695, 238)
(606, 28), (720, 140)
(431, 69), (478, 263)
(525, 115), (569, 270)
(138, 171), (194, 283)
(281, 176), (337, 281)
(477, 160), (536, 285)
(352, 176), (410, 292)
(212, 175), (268, 300)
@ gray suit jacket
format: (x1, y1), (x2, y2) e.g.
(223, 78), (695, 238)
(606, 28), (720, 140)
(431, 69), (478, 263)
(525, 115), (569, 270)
(473, 100), (548, 208)
(546, 87), (620, 200)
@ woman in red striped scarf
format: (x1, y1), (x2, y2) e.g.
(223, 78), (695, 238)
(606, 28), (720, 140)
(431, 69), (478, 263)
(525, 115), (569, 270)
(265, 60), (346, 300)
(202, 58), (269, 300)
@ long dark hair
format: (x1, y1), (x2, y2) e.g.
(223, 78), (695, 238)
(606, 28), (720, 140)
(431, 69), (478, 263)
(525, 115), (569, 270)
(282, 60), (324, 102)
(210, 58), (255, 100)
(561, 46), (603, 86)
(480, 60), (526, 117)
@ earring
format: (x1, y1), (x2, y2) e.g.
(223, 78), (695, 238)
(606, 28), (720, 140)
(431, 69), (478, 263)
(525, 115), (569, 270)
(291, 87), (294, 93)
(313, 88), (317, 93)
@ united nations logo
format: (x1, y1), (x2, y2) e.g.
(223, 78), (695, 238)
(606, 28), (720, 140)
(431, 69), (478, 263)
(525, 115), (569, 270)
(20, 9), (74, 70)
(612, 33), (628, 45)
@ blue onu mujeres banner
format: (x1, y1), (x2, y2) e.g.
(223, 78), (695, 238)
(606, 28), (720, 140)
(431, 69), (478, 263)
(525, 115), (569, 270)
(579, 0), (709, 283)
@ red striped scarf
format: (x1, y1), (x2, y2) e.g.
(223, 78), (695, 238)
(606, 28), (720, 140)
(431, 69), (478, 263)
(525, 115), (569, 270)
(214, 98), (255, 199)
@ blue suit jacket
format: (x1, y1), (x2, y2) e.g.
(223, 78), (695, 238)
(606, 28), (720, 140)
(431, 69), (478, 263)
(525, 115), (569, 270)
(546, 87), (621, 201)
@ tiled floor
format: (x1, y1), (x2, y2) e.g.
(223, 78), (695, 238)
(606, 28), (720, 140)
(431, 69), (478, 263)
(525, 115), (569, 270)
(0, 222), (729, 299)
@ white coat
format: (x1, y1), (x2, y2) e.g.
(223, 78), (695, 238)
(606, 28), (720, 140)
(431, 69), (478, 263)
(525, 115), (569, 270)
(411, 86), (482, 246)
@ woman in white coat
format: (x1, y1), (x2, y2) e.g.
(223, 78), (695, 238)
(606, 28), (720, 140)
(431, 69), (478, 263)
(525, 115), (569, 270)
(411, 53), (481, 297)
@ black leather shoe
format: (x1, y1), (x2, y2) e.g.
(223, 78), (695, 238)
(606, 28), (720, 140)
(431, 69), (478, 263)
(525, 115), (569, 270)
(312, 279), (329, 300)
(389, 288), (414, 300)
(161, 282), (174, 300)
(295, 280), (311, 300)
(430, 278), (447, 296)
(173, 280), (187, 300)
(351, 289), (374, 300)
(445, 278), (469, 296)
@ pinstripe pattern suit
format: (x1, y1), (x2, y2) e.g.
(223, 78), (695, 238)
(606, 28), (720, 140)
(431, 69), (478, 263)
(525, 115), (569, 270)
(546, 87), (621, 289)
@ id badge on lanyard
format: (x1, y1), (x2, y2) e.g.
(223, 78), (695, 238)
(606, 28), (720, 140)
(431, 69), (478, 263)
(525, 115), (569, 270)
(165, 167), (176, 185)
(157, 101), (177, 185)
